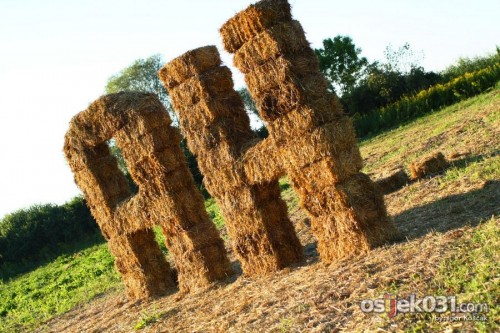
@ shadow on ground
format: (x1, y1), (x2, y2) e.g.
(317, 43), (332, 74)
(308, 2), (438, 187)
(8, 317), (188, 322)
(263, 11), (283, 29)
(394, 180), (499, 240)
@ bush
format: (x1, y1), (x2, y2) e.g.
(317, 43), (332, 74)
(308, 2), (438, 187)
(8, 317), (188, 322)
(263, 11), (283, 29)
(354, 63), (500, 137)
(441, 49), (500, 82)
(0, 197), (99, 266)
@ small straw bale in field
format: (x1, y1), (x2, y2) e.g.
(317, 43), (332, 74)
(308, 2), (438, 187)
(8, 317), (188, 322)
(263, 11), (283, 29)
(233, 20), (310, 74)
(160, 46), (303, 276)
(64, 92), (232, 299)
(241, 138), (285, 184)
(158, 46), (221, 89)
(220, 0), (292, 53)
(374, 168), (410, 194)
(410, 151), (449, 179)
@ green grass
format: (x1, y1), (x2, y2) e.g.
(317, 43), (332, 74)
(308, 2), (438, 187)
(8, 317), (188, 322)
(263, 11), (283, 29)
(439, 155), (500, 186)
(133, 307), (179, 330)
(359, 85), (499, 175)
(405, 217), (499, 333)
(0, 243), (120, 332)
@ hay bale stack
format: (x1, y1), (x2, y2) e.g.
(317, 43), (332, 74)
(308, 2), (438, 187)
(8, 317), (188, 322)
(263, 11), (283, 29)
(374, 168), (411, 194)
(221, 0), (397, 263)
(64, 92), (232, 299)
(159, 46), (303, 276)
(410, 152), (449, 179)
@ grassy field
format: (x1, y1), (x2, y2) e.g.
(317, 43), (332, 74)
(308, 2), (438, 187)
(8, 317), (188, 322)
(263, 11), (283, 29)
(1, 86), (498, 332)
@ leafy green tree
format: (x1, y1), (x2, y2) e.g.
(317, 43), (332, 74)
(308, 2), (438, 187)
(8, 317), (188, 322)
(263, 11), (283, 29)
(105, 54), (178, 125)
(315, 36), (369, 95)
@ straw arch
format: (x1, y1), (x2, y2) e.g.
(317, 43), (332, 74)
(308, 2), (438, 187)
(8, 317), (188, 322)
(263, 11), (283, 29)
(64, 92), (232, 300)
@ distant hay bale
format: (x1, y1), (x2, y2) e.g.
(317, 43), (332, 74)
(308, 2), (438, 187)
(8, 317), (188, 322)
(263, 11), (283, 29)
(374, 168), (411, 194)
(410, 152), (449, 180)
(160, 46), (303, 276)
(64, 92), (232, 300)
(222, 0), (398, 263)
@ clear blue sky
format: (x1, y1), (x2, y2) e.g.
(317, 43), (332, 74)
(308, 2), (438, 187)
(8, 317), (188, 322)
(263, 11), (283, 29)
(0, 0), (498, 218)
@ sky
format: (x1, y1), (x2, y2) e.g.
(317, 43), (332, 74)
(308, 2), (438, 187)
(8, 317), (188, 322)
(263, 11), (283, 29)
(0, 0), (498, 218)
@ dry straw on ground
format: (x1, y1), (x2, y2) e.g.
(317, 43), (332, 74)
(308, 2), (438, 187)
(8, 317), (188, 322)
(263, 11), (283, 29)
(159, 46), (303, 276)
(64, 92), (232, 300)
(220, 0), (398, 263)
(410, 151), (450, 179)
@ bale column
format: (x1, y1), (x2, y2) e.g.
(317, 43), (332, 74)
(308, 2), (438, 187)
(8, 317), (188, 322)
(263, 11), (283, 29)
(159, 46), (303, 276)
(64, 92), (232, 299)
(220, 0), (398, 262)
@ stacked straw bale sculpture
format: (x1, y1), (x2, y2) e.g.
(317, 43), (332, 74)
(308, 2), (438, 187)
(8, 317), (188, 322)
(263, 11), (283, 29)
(64, 92), (232, 300)
(217, 0), (398, 263)
(159, 46), (304, 276)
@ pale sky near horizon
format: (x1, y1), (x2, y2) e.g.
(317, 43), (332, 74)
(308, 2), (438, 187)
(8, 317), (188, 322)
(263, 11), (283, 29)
(0, 0), (498, 218)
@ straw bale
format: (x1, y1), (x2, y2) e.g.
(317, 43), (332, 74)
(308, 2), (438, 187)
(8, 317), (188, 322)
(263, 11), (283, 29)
(216, 181), (281, 216)
(241, 138), (285, 184)
(300, 173), (397, 262)
(201, 164), (246, 196)
(288, 156), (359, 195)
(410, 152), (449, 179)
(220, 0), (292, 53)
(64, 92), (232, 299)
(158, 46), (221, 89)
(267, 95), (344, 143)
(249, 72), (330, 122)
(160, 207), (232, 293)
(181, 115), (254, 157)
(161, 47), (303, 276)
(175, 91), (244, 130)
(282, 117), (363, 174)
(169, 66), (235, 108)
(67, 92), (166, 147)
(374, 168), (410, 194)
(244, 49), (321, 96)
(109, 230), (176, 300)
(73, 154), (130, 211)
(233, 21), (310, 74)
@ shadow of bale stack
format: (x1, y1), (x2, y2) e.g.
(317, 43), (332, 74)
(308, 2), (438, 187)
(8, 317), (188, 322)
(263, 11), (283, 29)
(64, 92), (232, 299)
(220, 0), (398, 263)
(410, 152), (450, 180)
(374, 168), (411, 195)
(159, 46), (303, 276)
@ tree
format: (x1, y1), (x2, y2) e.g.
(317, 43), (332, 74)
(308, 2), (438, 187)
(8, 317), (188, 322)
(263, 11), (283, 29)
(315, 36), (369, 95)
(105, 54), (178, 125)
(382, 42), (424, 74)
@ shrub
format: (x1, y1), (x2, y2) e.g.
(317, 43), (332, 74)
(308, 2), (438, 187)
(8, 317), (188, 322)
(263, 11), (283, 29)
(0, 197), (99, 266)
(354, 63), (500, 137)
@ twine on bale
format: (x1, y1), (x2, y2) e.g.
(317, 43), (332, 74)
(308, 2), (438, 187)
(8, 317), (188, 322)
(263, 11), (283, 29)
(220, 0), (398, 263)
(159, 46), (304, 276)
(64, 92), (232, 300)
